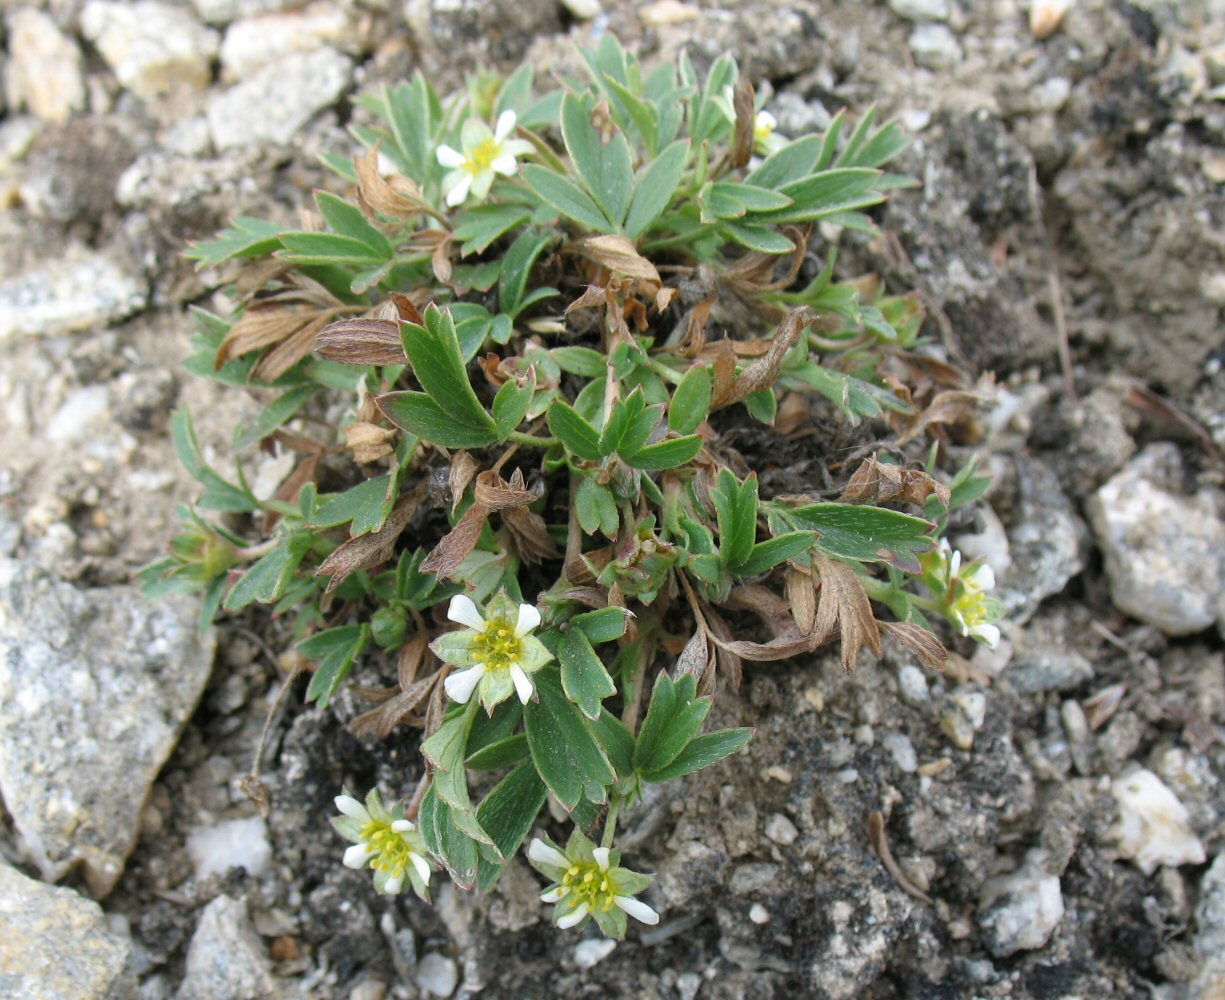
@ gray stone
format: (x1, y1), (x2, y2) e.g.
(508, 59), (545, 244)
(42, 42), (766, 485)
(0, 558), (215, 896)
(998, 458), (1088, 624)
(1168, 854), (1225, 1000)
(978, 849), (1066, 957)
(889, 0), (950, 21)
(3, 8), (86, 123)
(883, 732), (918, 773)
(177, 895), (275, 1000)
(190, 0), (308, 24)
(1007, 645), (1094, 693)
(82, 2), (219, 102)
(0, 862), (136, 999)
(1088, 444), (1225, 636)
(416, 953), (459, 998)
(220, 3), (365, 80)
(896, 664), (930, 706)
(0, 254), (147, 341)
(207, 46), (353, 149)
(908, 24), (962, 70)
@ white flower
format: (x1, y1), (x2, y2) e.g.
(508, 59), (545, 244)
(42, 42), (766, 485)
(926, 540), (1002, 649)
(436, 110), (534, 207)
(332, 789), (433, 898)
(527, 834), (659, 939)
(430, 590), (553, 711)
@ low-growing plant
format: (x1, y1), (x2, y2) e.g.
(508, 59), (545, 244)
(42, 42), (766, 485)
(143, 35), (1001, 936)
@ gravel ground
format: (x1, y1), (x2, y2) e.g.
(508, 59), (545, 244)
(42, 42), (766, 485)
(1, 1), (1223, 998)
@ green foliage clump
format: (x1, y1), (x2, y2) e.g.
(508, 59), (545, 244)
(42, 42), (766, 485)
(143, 36), (1001, 934)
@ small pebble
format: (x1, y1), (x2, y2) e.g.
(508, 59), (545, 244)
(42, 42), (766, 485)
(749, 903), (771, 924)
(764, 813), (798, 846)
(1060, 699), (1092, 776)
(897, 665), (929, 706)
(883, 733), (919, 773)
(803, 686), (825, 711)
(573, 938), (616, 969)
(416, 953), (458, 998)
(763, 765), (793, 784)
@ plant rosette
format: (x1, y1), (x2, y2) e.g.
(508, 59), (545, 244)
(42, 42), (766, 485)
(431, 591), (553, 710)
(528, 832), (658, 937)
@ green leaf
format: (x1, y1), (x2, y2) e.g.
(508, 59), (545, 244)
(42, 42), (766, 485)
(171, 408), (257, 513)
(623, 434), (702, 470)
(498, 230), (553, 318)
(561, 90), (634, 228)
(755, 168), (883, 224)
(640, 728), (753, 782)
(633, 671), (714, 774)
(721, 222), (796, 254)
(780, 502), (935, 572)
(575, 475), (618, 537)
(711, 182), (793, 212)
(746, 134), (823, 189)
(312, 474), (395, 533)
(400, 305), (497, 434)
(735, 531), (816, 577)
(559, 630), (616, 720)
(277, 231), (388, 266)
(301, 624), (370, 708)
(744, 388), (777, 425)
(452, 204), (532, 256)
(668, 365), (711, 434)
(419, 785), (479, 890)
(385, 75), (438, 182)
(377, 392), (497, 449)
(315, 191), (393, 256)
(233, 385), (316, 450)
(493, 369), (536, 441)
(184, 216), (283, 268)
(552, 346), (605, 377)
(524, 667), (615, 811)
(546, 400), (602, 461)
(475, 762), (547, 879)
(572, 607), (631, 644)
(522, 164), (612, 233)
(592, 710), (635, 778)
(223, 537), (305, 611)
(711, 470), (758, 569)
(466, 733), (529, 770)
(624, 139), (689, 240)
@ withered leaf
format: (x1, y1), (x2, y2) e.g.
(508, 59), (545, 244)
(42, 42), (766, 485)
(253, 315), (331, 382)
(314, 492), (419, 593)
(350, 669), (440, 739)
(711, 308), (809, 409)
(729, 78), (756, 170)
(315, 318), (407, 365)
(706, 627), (813, 662)
(420, 502), (488, 580)
(472, 468), (539, 511)
(216, 307), (319, 369)
(840, 457), (951, 509)
(572, 235), (661, 284)
(701, 605), (743, 691)
(785, 566), (817, 635)
(503, 506), (559, 563)
(813, 553), (882, 672)
(354, 144), (427, 220)
(895, 381), (992, 446)
(345, 421), (396, 464)
(448, 451), (480, 515)
(710, 338), (737, 409)
(675, 628), (715, 687)
(565, 283), (610, 316)
(879, 620), (946, 671)
(727, 583), (793, 637)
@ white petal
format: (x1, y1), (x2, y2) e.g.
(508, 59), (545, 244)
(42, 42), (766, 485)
(968, 563), (995, 592)
(557, 902), (589, 929)
(509, 664), (535, 704)
(540, 886), (567, 903)
(436, 144), (466, 168)
(970, 622), (1001, 649)
(391, 819), (414, 833)
(490, 153), (518, 176)
(409, 853), (432, 885)
(756, 110), (777, 130)
(444, 664), (486, 703)
(514, 603), (541, 637)
(528, 839), (571, 869)
(614, 895), (660, 925)
(445, 172), (473, 207)
(448, 594), (486, 630)
(949, 549), (962, 579)
(335, 795), (368, 820)
(383, 872), (404, 894)
(494, 109), (517, 143)
(501, 138), (536, 158)
(343, 843), (375, 869)
(592, 847), (611, 871)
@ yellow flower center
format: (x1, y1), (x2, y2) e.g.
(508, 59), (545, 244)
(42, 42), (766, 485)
(561, 862), (617, 912)
(754, 117), (773, 142)
(465, 137), (501, 174)
(473, 617), (522, 671)
(359, 819), (416, 878)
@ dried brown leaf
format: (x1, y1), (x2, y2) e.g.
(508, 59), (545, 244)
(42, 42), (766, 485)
(349, 671), (439, 738)
(448, 452), (480, 515)
(314, 492), (420, 593)
(354, 144), (427, 220)
(572, 235), (661, 283)
(253, 315), (330, 382)
(702, 606), (743, 690)
(503, 506), (560, 563)
(879, 620), (946, 671)
(420, 502), (488, 580)
(785, 566), (817, 635)
(565, 283), (610, 316)
(895, 383), (991, 446)
(814, 553), (882, 671)
(315, 318), (407, 365)
(215, 307), (316, 368)
(472, 469), (538, 511)
(712, 308), (809, 409)
(398, 630), (428, 689)
(840, 457), (951, 509)
(710, 338), (738, 408)
(729, 78), (756, 170)
(345, 421), (395, 464)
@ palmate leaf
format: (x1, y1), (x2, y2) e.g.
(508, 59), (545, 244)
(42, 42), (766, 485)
(184, 216), (284, 268)
(561, 90), (635, 229)
(773, 502), (935, 573)
(524, 667), (615, 810)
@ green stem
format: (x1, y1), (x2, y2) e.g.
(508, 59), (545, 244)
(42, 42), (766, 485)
(646, 358), (684, 386)
(601, 795), (622, 849)
(507, 430), (559, 448)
